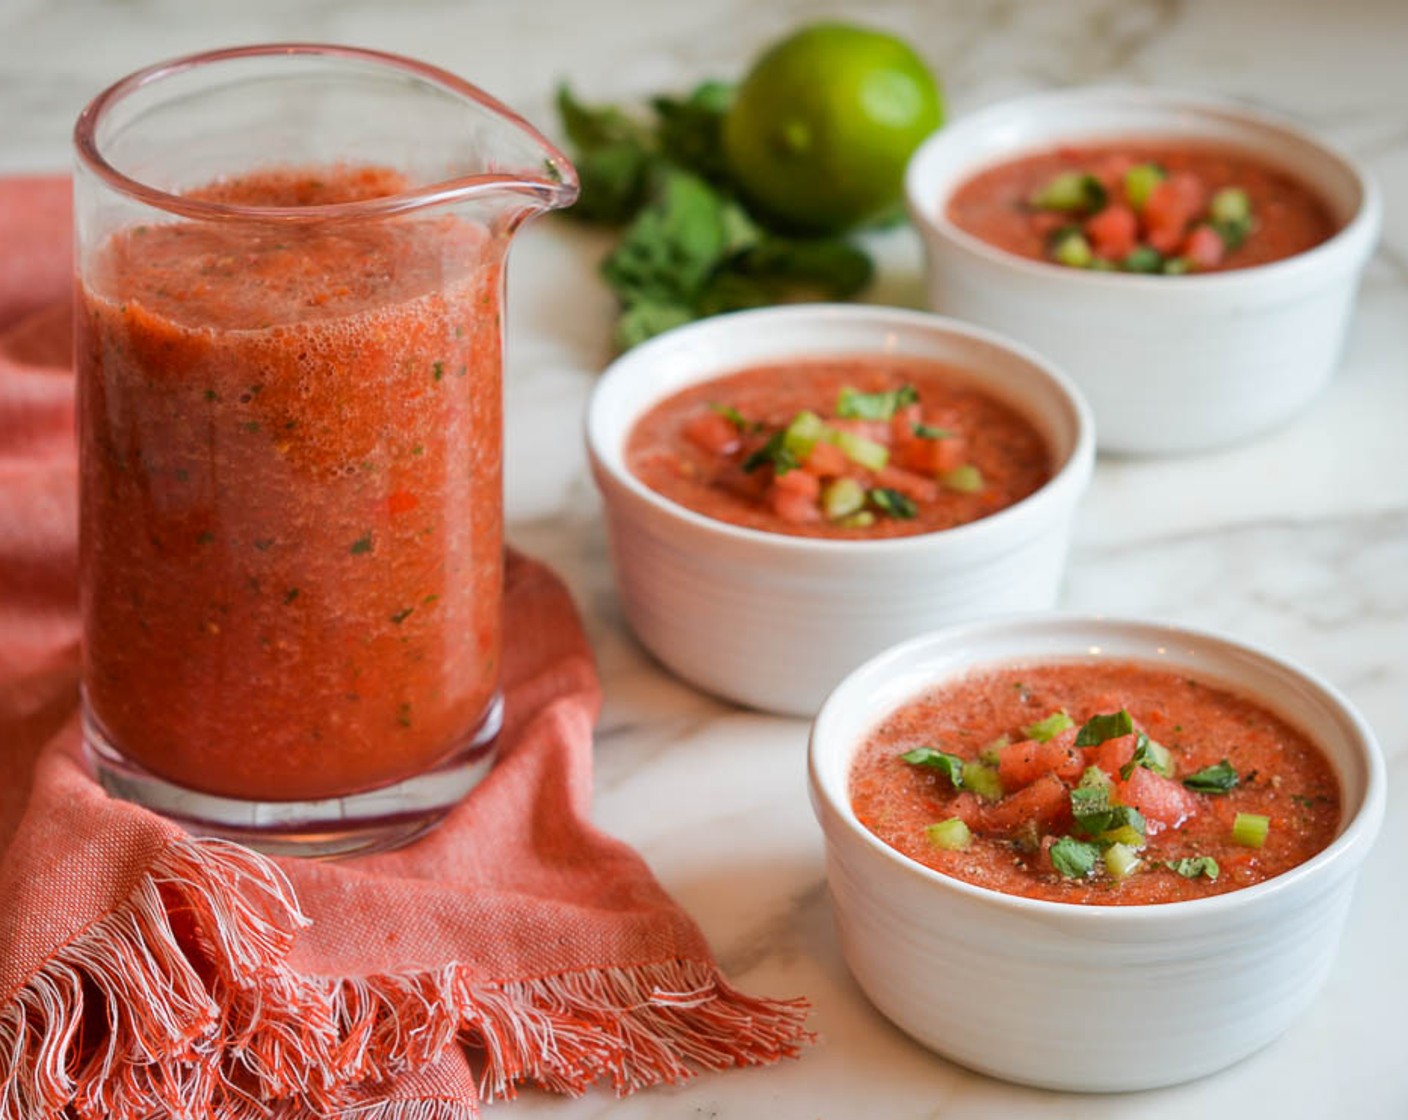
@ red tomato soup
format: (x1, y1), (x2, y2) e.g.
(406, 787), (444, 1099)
(947, 143), (1336, 275)
(626, 356), (1052, 539)
(78, 167), (504, 802)
(849, 663), (1341, 905)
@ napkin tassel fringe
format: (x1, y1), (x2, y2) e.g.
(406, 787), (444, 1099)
(1, 837), (811, 1120)
(0, 836), (307, 1120)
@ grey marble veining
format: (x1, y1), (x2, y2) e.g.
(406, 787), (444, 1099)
(3, 0), (1405, 1116)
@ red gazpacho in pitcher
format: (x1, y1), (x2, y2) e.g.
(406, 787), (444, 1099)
(78, 167), (505, 802)
(947, 142), (1336, 275)
(626, 356), (1052, 539)
(850, 662), (1341, 904)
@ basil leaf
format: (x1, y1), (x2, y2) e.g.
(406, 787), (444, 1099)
(900, 747), (965, 791)
(652, 81), (733, 183)
(868, 487), (918, 520)
(836, 384), (919, 421)
(1070, 786), (1147, 841)
(1022, 710), (1074, 743)
(1050, 836), (1101, 879)
(1166, 856), (1220, 881)
(1074, 709), (1135, 748)
(1182, 759), (1240, 794)
(741, 429), (798, 475)
(708, 403), (750, 431)
(1070, 785), (1116, 835)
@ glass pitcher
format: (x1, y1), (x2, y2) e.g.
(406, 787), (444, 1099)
(73, 44), (577, 856)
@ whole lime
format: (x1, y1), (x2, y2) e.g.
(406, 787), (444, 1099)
(723, 22), (944, 234)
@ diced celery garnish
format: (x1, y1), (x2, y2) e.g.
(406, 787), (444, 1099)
(1022, 710), (1074, 742)
(821, 477), (866, 520)
(925, 817), (972, 852)
(829, 429), (889, 471)
(1102, 823), (1146, 850)
(979, 736), (1010, 765)
(1104, 841), (1142, 881)
(961, 759), (1004, 802)
(1124, 162), (1166, 210)
(941, 464), (984, 493)
(1210, 187), (1251, 225)
(782, 410), (829, 460)
(1078, 765), (1113, 792)
(1232, 812), (1270, 849)
(1051, 230), (1094, 268)
(1031, 172), (1106, 212)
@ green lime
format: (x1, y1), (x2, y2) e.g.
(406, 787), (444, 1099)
(723, 22), (943, 234)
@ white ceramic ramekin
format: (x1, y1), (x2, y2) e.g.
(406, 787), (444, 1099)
(809, 615), (1385, 1092)
(905, 87), (1381, 456)
(586, 305), (1095, 716)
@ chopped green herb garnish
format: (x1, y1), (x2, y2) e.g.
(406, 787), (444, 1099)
(925, 818), (972, 852)
(349, 533), (373, 555)
(253, 538), (274, 551)
(837, 510), (876, 529)
(1022, 710), (1074, 742)
(1123, 245), (1164, 274)
(741, 429), (798, 475)
(1074, 710), (1134, 748)
(912, 422), (951, 440)
(283, 587), (300, 605)
(196, 530), (215, 545)
(868, 487), (918, 520)
(204, 389), (220, 402)
(396, 702), (412, 728)
(1166, 856), (1220, 881)
(709, 402), (750, 431)
(1050, 836), (1101, 879)
(1183, 760), (1240, 795)
(836, 384), (918, 421)
(1119, 733), (1174, 780)
(174, 468), (190, 483)
(1070, 786), (1146, 842)
(433, 361), (445, 381)
(900, 746), (965, 790)
(390, 606), (414, 624)
(1078, 764), (1113, 792)
(240, 421), (261, 433)
(411, 444), (425, 456)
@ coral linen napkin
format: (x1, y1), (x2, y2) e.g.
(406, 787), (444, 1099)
(0, 176), (808, 1120)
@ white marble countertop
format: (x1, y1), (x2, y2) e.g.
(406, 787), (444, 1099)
(4, 0), (1405, 1116)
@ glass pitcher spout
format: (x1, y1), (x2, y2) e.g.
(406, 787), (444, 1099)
(75, 43), (579, 233)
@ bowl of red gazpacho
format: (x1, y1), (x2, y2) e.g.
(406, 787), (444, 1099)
(586, 305), (1094, 715)
(809, 615), (1385, 1091)
(905, 87), (1380, 455)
